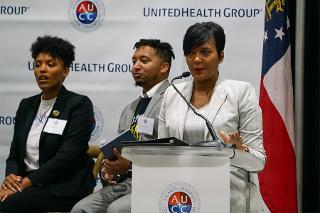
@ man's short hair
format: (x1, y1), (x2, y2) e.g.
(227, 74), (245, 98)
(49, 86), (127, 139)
(134, 39), (175, 69)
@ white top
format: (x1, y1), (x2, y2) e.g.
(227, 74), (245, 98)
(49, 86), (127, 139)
(183, 105), (210, 143)
(24, 96), (56, 171)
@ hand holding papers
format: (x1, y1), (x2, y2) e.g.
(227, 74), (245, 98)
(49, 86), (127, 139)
(100, 130), (136, 160)
(100, 129), (190, 161)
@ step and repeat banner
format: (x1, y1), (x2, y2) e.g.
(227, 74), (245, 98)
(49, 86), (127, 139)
(0, 0), (264, 179)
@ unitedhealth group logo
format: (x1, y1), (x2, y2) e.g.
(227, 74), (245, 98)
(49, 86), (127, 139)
(68, 0), (105, 32)
(0, 115), (15, 126)
(0, 5), (30, 15)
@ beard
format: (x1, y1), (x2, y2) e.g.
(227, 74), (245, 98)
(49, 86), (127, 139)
(134, 79), (144, 87)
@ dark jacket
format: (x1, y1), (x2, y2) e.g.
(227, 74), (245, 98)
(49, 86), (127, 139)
(6, 86), (96, 196)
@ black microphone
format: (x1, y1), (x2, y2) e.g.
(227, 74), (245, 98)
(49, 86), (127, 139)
(171, 71), (191, 81)
(170, 72), (226, 148)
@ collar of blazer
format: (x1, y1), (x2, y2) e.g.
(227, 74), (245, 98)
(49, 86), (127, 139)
(144, 79), (170, 117)
(39, 85), (70, 141)
(20, 85), (69, 158)
(48, 86), (69, 119)
(22, 86), (69, 137)
(20, 95), (42, 157)
(175, 76), (228, 140)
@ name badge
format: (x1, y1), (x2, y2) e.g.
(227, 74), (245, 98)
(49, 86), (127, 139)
(43, 118), (67, 135)
(137, 116), (154, 136)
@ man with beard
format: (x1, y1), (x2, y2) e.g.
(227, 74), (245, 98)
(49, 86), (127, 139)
(71, 39), (175, 213)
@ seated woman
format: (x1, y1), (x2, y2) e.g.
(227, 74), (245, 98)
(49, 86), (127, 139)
(0, 35), (96, 212)
(158, 22), (267, 212)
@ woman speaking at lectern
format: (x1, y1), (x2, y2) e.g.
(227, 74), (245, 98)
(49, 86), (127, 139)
(158, 22), (267, 212)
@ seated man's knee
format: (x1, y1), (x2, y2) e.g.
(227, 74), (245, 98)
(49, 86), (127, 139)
(106, 195), (131, 213)
(70, 199), (87, 213)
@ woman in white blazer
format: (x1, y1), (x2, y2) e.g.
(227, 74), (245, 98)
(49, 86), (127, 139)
(158, 22), (267, 212)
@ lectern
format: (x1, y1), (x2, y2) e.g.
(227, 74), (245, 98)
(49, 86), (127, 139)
(122, 140), (263, 213)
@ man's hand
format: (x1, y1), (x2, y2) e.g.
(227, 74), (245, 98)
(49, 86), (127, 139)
(103, 148), (131, 176)
(101, 167), (117, 185)
(1, 174), (22, 192)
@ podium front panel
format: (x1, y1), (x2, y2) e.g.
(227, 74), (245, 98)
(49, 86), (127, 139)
(131, 154), (230, 213)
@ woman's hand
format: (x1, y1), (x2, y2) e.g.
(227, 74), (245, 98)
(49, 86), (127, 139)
(220, 131), (249, 152)
(1, 174), (23, 192)
(0, 188), (15, 202)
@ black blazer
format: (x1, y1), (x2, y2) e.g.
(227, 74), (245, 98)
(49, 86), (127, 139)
(6, 86), (96, 196)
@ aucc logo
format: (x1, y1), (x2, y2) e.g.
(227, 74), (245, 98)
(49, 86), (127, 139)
(69, 0), (105, 32)
(159, 182), (200, 213)
(168, 191), (192, 213)
(76, 1), (97, 24)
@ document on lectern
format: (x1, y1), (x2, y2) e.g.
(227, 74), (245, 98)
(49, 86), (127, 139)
(100, 129), (136, 160)
(121, 137), (190, 147)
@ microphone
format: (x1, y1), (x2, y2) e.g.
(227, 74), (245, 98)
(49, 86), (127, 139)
(171, 71), (191, 81)
(170, 72), (226, 148)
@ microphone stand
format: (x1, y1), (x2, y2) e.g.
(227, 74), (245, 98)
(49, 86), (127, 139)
(171, 72), (226, 148)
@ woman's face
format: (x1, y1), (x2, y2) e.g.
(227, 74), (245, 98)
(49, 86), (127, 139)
(186, 37), (224, 84)
(34, 52), (69, 97)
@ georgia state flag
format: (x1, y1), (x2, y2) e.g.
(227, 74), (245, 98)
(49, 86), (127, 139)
(259, 0), (297, 212)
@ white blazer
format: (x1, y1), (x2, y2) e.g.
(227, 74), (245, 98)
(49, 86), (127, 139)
(158, 75), (267, 212)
